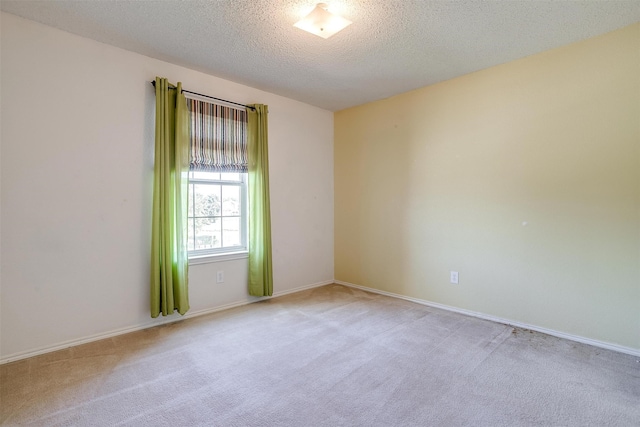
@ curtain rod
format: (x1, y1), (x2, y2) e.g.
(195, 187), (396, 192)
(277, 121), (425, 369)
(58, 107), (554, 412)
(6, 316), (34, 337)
(150, 80), (255, 111)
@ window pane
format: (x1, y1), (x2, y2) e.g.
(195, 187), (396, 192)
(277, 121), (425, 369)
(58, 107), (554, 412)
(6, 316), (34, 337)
(187, 218), (195, 251)
(195, 218), (221, 249)
(194, 184), (220, 217)
(188, 184), (194, 217)
(187, 172), (247, 256)
(192, 171), (220, 180)
(222, 185), (241, 216)
(220, 173), (240, 182)
(222, 217), (241, 247)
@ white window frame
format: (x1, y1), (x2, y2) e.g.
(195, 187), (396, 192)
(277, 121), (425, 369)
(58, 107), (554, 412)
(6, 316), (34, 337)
(187, 171), (248, 262)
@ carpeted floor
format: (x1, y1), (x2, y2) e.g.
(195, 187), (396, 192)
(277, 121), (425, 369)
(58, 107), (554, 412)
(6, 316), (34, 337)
(1, 284), (639, 426)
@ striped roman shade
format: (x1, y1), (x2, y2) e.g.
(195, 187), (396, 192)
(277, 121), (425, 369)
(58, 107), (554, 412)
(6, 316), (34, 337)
(187, 98), (248, 172)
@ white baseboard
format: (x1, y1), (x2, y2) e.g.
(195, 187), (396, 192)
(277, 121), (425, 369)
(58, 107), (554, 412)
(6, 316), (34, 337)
(270, 279), (334, 298)
(0, 279), (334, 365)
(335, 280), (640, 358)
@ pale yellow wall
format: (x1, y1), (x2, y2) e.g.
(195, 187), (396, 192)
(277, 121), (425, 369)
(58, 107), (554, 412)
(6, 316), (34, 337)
(335, 23), (640, 350)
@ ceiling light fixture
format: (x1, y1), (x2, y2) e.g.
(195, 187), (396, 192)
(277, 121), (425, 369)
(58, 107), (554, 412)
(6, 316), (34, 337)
(294, 3), (352, 39)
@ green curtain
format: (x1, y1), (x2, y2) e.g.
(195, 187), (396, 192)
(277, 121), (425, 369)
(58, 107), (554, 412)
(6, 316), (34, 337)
(150, 77), (190, 317)
(247, 104), (273, 297)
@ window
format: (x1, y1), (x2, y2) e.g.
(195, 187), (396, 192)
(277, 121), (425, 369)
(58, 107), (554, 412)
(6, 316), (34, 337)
(186, 97), (248, 259)
(187, 171), (247, 256)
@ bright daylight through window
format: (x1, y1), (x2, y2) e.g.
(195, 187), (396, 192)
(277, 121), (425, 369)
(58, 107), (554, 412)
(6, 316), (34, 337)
(188, 171), (247, 257)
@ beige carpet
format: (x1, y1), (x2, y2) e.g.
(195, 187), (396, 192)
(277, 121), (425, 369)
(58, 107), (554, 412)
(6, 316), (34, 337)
(1, 284), (639, 426)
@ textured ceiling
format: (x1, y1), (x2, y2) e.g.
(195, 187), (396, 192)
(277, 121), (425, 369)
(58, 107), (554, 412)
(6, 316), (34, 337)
(2, 1), (639, 111)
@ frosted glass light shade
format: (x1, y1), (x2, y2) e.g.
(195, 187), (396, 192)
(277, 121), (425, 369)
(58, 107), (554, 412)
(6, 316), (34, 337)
(294, 3), (352, 39)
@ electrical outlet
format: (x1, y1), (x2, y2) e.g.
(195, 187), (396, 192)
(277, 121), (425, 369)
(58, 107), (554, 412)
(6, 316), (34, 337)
(450, 271), (459, 284)
(216, 271), (224, 283)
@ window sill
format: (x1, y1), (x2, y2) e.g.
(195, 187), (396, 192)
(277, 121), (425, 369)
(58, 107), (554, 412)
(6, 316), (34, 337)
(188, 251), (248, 265)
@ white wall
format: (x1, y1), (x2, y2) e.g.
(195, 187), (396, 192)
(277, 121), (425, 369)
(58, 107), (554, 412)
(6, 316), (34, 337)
(0, 12), (334, 361)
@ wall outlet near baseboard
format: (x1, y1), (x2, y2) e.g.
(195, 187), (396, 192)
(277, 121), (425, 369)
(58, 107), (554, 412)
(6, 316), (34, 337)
(216, 271), (224, 283)
(450, 271), (459, 284)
